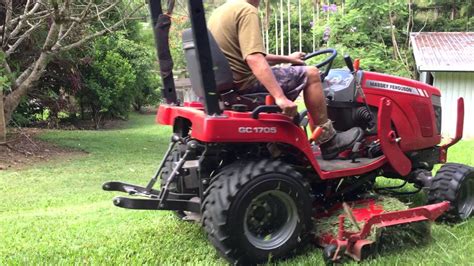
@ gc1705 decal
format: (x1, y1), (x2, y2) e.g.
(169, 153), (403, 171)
(238, 127), (277, 134)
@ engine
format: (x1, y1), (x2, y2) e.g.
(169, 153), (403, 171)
(323, 69), (374, 133)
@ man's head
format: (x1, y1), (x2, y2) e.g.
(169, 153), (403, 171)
(246, 0), (260, 8)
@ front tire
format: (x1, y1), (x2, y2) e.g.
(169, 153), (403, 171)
(428, 163), (474, 222)
(202, 160), (313, 264)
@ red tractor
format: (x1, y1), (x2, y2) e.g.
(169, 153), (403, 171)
(103, 0), (474, 264)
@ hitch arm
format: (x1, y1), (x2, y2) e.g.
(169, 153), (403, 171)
(112, 196), (201, 212)
(145, 136), (180, 192)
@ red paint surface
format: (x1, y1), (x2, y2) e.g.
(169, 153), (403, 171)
(361, 71), (442, 151)
(156, 104), (388, 179)
(315, 201), (450, 261)
(155, 70), (460, 180)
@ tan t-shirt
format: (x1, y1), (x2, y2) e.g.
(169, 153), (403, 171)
(208, 0), (266, 90)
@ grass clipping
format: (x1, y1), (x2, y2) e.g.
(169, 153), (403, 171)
(314, 197), (431, 244)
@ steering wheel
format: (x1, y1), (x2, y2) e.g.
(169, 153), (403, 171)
(304, 48), (337, 82)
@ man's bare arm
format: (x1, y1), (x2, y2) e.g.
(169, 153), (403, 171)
(265, 52), (306, 66)
(246, 53), (297, 117)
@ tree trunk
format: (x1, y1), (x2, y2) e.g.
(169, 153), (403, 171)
(298, 0), (302, 51)
(406, 0), (413, 46)
(260, 11), (266, 49)
(3, 52), (50, 125)
(326, 0), (329, 22)
(450, 1), (456, 20)
(3, 85), (28, 124)
(265, 0), (270, 54)
(311, 5), (317, 52)
(389, 10), (399, 60)
(316, 0), (320, 22)
(388, 2), (411, 76)
(280, 0), (284, 55)
(0, 88), (6, 144)
(287, 0), (291, 54)
(3, 19), (58, 126)
(275, 8), (279, 55)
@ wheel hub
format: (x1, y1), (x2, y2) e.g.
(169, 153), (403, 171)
(244, 190), (298, 250)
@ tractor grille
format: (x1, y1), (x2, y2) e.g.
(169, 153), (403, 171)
(431, 95), (442, 135)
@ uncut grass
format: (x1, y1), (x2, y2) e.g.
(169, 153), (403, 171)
(1, 113), (473, 265)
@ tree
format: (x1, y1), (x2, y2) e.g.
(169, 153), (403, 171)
(0, 0), (144, 138)
(0, 54), (7, 143)
(79, 35), (136, 128)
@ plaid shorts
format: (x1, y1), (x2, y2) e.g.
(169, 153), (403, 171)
(240, 66), (308, 101)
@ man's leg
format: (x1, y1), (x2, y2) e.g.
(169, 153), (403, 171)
(302, 66), (335, 142)
(302, 66), (363, 159)
(239, 66), (363, 160)
(303, 66), (327, 124)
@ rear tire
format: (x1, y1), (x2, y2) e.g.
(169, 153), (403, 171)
(202, 159), (313, 264)
(427, 163), (474, 222)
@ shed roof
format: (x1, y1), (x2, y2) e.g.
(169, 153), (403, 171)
(410, 32), (474, 72)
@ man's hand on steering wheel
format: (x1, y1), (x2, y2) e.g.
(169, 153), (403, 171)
(288, 52), (306, 65)
(303, 48), (338, 82)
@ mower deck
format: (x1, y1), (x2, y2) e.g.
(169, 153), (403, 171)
(104, 179), (450, 262)
(315, 199), (450, 262)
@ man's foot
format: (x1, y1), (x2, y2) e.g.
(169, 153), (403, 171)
(320, 127), (364, 160)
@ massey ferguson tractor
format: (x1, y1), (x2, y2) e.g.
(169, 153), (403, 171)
(103, 0), (474, 264)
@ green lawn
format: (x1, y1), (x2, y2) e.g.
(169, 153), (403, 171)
(1, 113), (473, 265)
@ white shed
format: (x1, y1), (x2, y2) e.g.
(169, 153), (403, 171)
(410, 32), (474, 139)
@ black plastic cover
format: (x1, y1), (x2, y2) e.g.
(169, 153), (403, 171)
(323, 69), (356, 102)
(182, 28), (234, 99)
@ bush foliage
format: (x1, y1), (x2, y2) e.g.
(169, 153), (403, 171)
(79, 33), (160, 128)
(9, 0), (472, 128)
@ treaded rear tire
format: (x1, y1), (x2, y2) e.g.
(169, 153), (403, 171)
(202, 159), (313, 264)
(428, 163), (474, 222)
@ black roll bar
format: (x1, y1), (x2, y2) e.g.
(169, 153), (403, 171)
(186, 0), (222, 115)
(148, 0), (222, 116)
(149, 0), (178, 104)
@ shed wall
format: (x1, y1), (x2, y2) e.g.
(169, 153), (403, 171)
(433, 72), (474, 139)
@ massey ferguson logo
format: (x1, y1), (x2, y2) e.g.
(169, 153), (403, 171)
(238, 127), (277, 134)
(366, 80), (428, 97)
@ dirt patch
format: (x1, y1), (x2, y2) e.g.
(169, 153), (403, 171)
(0, 129), (86, 170)
(30, 118), (128, 130)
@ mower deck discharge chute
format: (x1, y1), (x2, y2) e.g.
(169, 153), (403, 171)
(103, 0), (474, 264)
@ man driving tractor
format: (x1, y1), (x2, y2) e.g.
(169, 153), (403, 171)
(208, 0), (363, 159)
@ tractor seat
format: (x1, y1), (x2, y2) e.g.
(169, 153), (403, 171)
(182, 28), (268, 110)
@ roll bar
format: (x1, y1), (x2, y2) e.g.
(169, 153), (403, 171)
(148, 0), (222, 115)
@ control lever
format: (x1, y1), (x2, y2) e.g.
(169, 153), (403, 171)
(344, 55), (355, 73)
(345, 55), (376, 129)
(351, 142), (362, 163)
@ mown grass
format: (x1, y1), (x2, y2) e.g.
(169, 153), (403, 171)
(1, 113), (473, 265)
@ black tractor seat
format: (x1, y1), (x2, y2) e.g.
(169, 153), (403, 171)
(182, 28), (268, 111)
